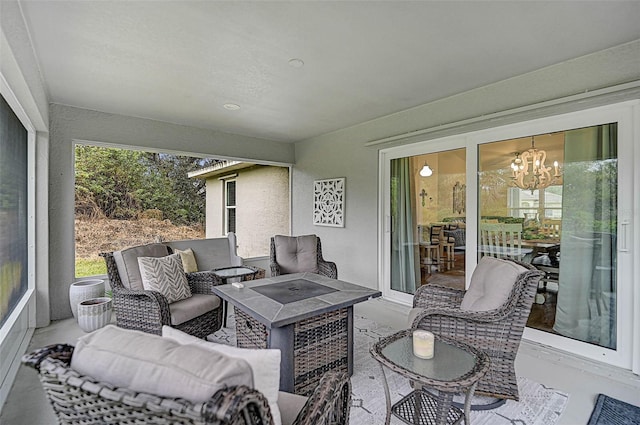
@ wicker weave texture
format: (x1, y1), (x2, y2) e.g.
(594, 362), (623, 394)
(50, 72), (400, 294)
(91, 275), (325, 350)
(392, 390), (462, 425)
(234, 307), (349, 397)
(269, 236), (338, 279)
(293, 308), (349, 396)
(235, 308), (269, 349)
(411, 260), (543, 401)
(22, 344), (352, 425)
(100, 251), (223, 338)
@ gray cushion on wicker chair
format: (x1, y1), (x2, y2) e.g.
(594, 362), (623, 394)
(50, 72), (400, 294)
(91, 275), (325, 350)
(411, 258), (543, 401)
(113, 243), (169, 290)
(273, 235), (319, 274)
(270, 235), (338, 279)
(71, 325), (253, 402)
(166, 236), (242, 271)
(279, 392), (309, 425)
(101, 250), (225, 338)
(170, 293), (221, 326)
(460, 256), (527, 311)
(23, 340), (352, 425)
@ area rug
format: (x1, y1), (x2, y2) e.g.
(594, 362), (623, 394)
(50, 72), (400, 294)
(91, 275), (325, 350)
(211, 313), (569, 425)
(587, 394), (640, 425)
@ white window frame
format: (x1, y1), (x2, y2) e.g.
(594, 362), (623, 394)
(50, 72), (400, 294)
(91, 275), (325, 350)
(379, 100), (639, 372)
(224, 178), (237, 235)
(0, 73), (38, 408)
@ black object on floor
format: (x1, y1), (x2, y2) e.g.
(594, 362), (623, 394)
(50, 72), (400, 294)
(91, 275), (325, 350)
(587, 393), (640, 425)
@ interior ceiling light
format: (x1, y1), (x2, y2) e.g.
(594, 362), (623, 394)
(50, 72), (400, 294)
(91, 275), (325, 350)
(223, 103), (240, 111)
(419, 162), (433, 177)
(288, 58), (305, 68)
(510, 135), (561, 193)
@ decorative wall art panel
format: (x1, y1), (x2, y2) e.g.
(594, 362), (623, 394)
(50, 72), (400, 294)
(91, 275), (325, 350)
(453, 181), (466, 214)
(313, 178), (345, 227)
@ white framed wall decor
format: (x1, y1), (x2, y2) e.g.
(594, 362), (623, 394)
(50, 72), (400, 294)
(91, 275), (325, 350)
(313, 178), (345, 227)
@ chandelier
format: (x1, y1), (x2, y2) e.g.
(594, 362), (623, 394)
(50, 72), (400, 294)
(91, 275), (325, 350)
(510, 136), (561, 193)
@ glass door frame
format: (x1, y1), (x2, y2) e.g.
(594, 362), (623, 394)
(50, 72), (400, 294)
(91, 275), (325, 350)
(379, 100), (639, 371)
(379, 134), (471, 306)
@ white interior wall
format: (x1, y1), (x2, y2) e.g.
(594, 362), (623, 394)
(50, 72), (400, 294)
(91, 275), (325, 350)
(291, 40), (640, 292)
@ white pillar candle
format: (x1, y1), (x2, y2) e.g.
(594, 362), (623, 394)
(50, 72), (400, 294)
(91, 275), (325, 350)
(412, 330), (434, 359)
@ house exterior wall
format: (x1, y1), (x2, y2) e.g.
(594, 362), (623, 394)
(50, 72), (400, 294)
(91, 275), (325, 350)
(205, 177), (224, 237)
(205, 165), (289, 258)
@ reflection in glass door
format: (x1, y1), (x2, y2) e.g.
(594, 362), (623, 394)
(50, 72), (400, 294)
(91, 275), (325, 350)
(478, 124), (618, 350)
(390, 148), (466, 297)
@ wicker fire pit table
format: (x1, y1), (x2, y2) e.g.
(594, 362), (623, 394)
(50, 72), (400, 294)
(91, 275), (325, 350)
(371, 329), (490, 425)
(212, 272), (381, 396)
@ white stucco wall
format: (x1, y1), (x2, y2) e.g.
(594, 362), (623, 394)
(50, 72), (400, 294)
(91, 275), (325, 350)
(236, 166), (290, 258)
(205, 165), (290, 258)
(205, 177), (224, 236)
(291, 40), (640, 291)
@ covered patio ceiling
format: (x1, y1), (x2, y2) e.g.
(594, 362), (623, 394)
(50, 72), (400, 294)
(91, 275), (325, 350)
(18, 1), (640, 143)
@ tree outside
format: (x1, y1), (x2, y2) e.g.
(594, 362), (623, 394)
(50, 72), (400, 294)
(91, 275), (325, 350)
(74, 145), (220, 277)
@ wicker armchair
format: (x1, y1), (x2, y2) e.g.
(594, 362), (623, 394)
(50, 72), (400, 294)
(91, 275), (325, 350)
(101, 251), (264, 338)
(22, 344), (351, 425)
(270, 235), (338, 279)
(410, 259), (543, 401)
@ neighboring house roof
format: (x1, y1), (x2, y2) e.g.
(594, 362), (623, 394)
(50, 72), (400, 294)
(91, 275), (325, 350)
(188, 161), (256, 179)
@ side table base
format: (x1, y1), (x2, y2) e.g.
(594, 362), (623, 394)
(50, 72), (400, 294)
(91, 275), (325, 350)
(392, 390), (463, 425)
(452, 397), (506, 411)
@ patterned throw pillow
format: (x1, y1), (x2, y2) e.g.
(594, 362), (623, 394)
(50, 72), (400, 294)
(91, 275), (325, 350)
(138, 254), (192, 303)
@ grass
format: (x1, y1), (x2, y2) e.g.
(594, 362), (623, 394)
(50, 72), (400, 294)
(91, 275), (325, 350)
(75, 258), (106, 278)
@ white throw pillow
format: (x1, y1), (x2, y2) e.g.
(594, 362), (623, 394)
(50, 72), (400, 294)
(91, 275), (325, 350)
(174, 248), (199, 273)
(460, 256), (528, 311)
(138, 253), (192, 303)
(162, 325), (283, 425)
(71, 325), (253, 403)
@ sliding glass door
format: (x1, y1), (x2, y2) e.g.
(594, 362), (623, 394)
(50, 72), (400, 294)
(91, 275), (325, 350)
(478, 124), (618, 351)
(381, 101), (636, 369)
(383, 138), (468, 306)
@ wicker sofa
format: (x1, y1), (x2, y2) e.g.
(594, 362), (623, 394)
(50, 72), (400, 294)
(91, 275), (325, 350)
(22, 331), (351, 425)
(101, 233), (264, 338)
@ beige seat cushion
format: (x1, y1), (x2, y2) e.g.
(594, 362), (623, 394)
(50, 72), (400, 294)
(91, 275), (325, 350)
(169, 293), (221, 326)
(274, 235), (319, 274)
(71, 325), (253, 403)
(113, 243), (169, 290)
(163, 326), (282, 425)
(460, 256), (527, 311)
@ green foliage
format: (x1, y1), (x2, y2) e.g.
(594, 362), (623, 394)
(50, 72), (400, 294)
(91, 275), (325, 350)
(74, 145), (219, 226)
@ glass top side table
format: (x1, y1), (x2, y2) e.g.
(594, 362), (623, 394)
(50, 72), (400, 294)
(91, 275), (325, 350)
(211, 265), (263, 327)
(370, 329), (490, 425)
